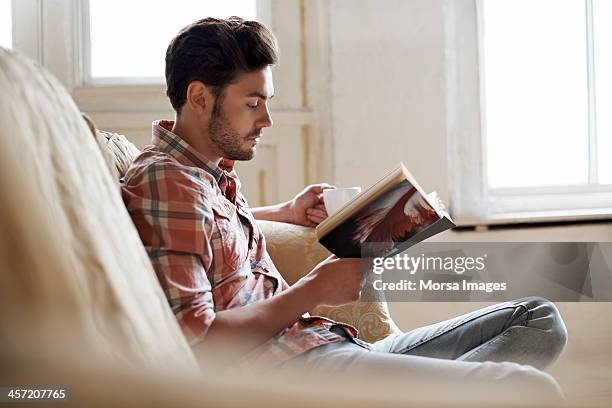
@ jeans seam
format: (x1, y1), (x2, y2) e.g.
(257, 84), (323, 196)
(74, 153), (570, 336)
(521, 307), (532, 327)
(396, 304), (527, 355)
(461, 330), (510, 360)
(506, 304), (530, 328)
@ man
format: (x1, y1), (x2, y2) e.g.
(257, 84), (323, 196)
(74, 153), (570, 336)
(122, 17), (567, 396)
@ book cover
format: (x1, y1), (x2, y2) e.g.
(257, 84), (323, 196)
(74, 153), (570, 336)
(316, 165), (455, 258)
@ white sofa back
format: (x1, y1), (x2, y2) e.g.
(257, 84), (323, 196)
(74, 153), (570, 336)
(0, 48), (198, 373)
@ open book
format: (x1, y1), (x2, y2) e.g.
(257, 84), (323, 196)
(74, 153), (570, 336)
(315, 163), (455, 258)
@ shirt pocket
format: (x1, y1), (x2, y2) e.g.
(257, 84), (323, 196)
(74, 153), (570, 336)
(211, 200), (249, 274)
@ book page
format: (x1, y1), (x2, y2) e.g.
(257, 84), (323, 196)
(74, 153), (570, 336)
(319, 179), (444, 257)
(316, 164), (405, 239)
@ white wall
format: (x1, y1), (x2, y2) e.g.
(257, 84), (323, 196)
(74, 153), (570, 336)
(328, 0), (449, 204)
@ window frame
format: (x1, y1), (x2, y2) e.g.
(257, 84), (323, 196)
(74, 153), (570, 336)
(8, 0), (334, 205)
(12, 0), (271, 90)
(0, 0), (13, 49)
(79, 0), (270, 86)
(448, 0), (612, 226)
(9, 0), (274, 115)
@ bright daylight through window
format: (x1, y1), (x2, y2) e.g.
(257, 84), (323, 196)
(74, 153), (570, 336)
(88, 0), (257, 80)
(0, 0), (12, 49)
(482, 0), (611, 189)
(593, 0), (612, 184)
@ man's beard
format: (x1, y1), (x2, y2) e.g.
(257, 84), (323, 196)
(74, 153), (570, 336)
(208, 110), (260, 161)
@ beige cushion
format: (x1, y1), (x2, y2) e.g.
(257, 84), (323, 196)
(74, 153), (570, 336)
(0, 48), (198, 372)
(259, 220), (401, 343)
(95, 129), (141, 180)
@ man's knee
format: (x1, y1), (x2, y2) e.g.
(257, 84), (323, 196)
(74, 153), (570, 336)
(519, 296), (568, 352)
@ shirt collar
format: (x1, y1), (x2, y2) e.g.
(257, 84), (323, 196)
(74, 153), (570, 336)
(151, 119), (236, 183)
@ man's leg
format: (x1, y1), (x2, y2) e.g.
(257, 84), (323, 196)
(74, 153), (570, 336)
(372, 296), (567, 369)
(281, 297), (566, 402)
(284, 326), (564, 403)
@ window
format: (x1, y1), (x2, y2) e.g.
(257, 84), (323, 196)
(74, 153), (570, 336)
(0, 0), (11, 49)
(593, 0), (612, 184)
(483, 0), (590, 189)
(450, 0), (612, 225)
(1, 1), (337, 205)
(86, 0), (258, 83)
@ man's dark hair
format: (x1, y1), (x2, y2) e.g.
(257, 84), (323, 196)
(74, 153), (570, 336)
(165, 17), (279, 115)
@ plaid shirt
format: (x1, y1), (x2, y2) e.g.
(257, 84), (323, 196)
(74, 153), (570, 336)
(121, 120), (358, 367)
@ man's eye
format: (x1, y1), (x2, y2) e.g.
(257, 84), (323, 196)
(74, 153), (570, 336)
(247, 102), (259, 109)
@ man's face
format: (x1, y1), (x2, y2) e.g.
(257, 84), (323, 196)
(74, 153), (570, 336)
(208, 66), (274, 161)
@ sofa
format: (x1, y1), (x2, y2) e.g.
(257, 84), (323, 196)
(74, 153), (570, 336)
(1, 47), (601, 407)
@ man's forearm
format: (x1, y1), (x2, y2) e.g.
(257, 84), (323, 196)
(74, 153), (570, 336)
(251, 201), (292, 223)
(194, 279), (317, 359)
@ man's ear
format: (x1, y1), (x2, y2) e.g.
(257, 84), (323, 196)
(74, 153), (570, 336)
(185, 81), (212, 116)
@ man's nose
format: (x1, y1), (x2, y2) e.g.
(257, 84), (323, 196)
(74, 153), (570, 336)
(258, 104), (273, 128)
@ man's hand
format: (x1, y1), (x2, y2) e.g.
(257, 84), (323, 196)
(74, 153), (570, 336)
(288, 183), (335, 227)
(296, 255), (365, 307)
(196, 255), (370, 362)
(197, 254), (365, 361)
(250, 183), (336, 226)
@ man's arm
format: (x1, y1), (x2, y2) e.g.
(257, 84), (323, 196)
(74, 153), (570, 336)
(251, 183), (334, 227)
(194, 256), (363, 361)
(196, 277), (315, 359)
(126, 165), (354, 361)
(250, 200), (293, 223)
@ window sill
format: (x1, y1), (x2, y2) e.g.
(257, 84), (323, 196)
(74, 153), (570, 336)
(455, 208), (612, 228)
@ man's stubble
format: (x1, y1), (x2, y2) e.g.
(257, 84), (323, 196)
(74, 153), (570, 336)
(208, 108), (259, 161)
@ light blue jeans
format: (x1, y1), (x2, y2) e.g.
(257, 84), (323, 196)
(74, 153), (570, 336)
(285, 297), (568, 401)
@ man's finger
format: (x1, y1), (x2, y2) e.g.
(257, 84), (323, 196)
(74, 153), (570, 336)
(303, 219), (317, 227)
(307, 214), (325, 225)
(307, 212), (327, 223)
(307, 208), (328, 219)
(310, 183), (336, 193)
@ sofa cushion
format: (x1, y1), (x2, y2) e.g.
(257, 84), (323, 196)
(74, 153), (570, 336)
(0, 48), (198, 372)
(82, 115), (140, 182)
(95, 129), (141, 180)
